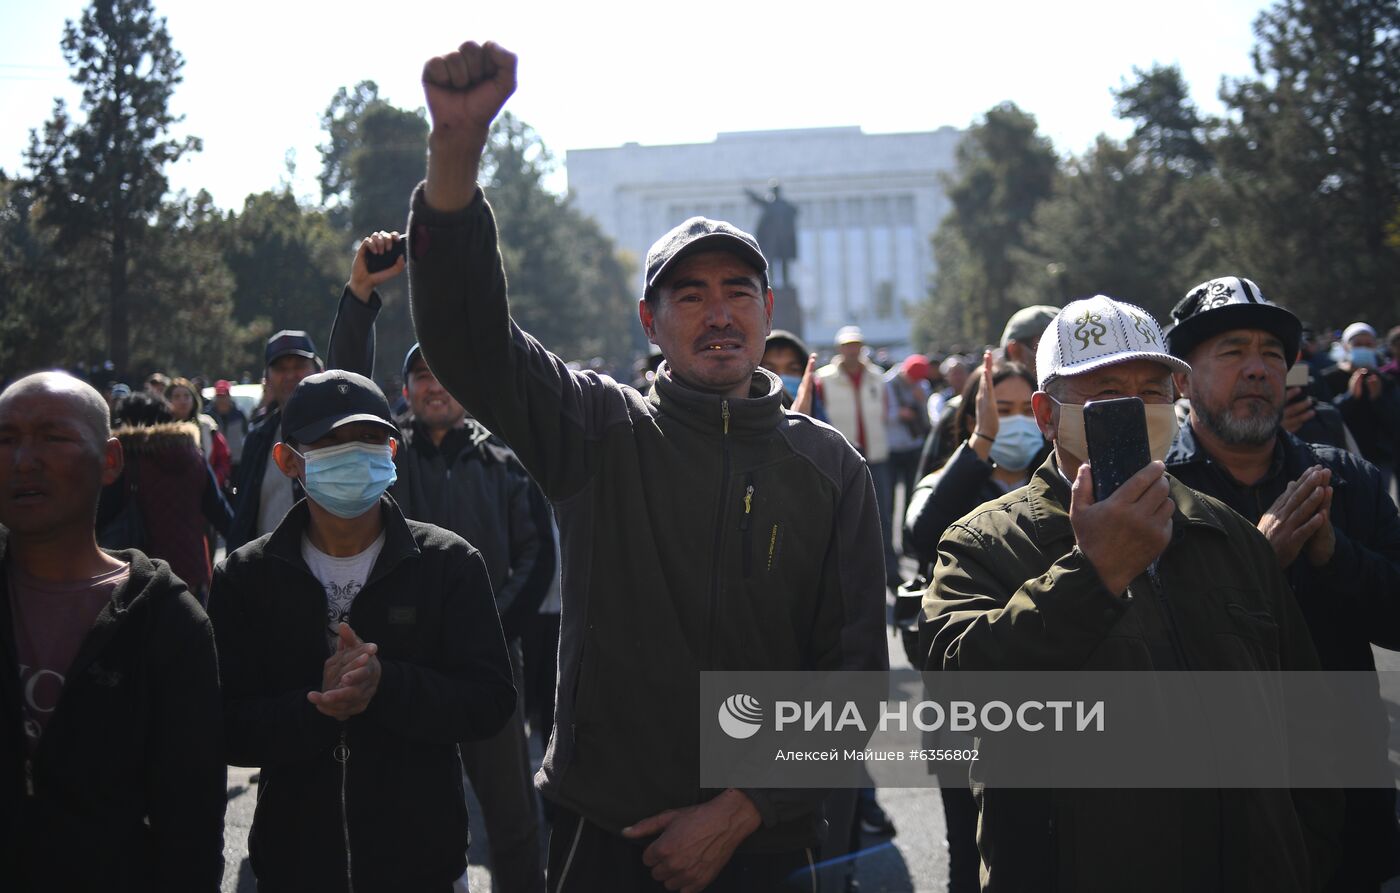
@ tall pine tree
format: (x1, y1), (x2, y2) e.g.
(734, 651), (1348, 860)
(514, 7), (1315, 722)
(24, 0), (199, 378)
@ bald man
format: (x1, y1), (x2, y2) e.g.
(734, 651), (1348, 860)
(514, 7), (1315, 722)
(0, 372), (225, 892)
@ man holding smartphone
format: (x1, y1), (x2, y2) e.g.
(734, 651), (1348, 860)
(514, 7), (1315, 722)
(1163, 276), (1400, 890)
(921, 295), (1339, 891)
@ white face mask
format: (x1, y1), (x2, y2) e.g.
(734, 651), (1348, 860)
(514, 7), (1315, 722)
(1053, 401), (1178, 464)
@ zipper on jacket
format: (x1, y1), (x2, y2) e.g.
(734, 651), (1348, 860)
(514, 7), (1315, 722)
(1146, 564), (1191, 670)
(334, 727), (355, 893)
(24, 757), (33, 797)
(740, 476), (755, 578)
(705, 400), (732, 665)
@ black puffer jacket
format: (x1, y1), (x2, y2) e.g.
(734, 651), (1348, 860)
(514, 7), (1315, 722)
(0, 535), (225, 892)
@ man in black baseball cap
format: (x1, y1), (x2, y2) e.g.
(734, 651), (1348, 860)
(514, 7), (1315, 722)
(407, 39), (888, 891)
(279, 369), (398, 446)
(635, 215), (774, 400)
(225, 330), (327, 550)
(208, 368), (516, 891)
(1164, 275), (1400, 890)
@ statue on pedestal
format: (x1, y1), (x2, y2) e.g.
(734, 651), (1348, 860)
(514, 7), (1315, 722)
(745, 181), (798, 288)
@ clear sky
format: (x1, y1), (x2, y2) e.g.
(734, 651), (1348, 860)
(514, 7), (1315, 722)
(1, 0), (1272, 211)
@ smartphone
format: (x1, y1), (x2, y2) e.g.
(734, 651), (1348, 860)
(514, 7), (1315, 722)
(1285, 364), (1311, 388)
(1083, 397), (1152, 501)
(365, 235), (407, 273)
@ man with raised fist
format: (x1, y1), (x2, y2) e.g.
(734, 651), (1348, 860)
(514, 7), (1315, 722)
(406, 40), (888, 893)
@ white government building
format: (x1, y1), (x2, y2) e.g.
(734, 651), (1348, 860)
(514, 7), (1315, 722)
(565, 126), (963, 351)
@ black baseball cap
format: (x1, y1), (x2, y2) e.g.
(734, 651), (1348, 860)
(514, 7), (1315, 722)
(1165, 276), (1301, 368)
(266, 330), (319, 366)
(644, 217), (768, 296)
(282, 370), (398, 444)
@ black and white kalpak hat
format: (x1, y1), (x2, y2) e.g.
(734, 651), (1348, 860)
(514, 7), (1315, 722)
(1164, 276), (1302, 367)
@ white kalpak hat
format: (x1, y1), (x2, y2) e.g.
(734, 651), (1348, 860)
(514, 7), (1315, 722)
(1036, 295), (1191, 391)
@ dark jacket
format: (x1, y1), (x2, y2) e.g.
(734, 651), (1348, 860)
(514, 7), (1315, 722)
(393, 420), (556, 640)
(227, 287), (375, 552)
(1321, 363), (1400, 469)
(210, 404), (249, 466)
(0, 535), (225, 892)
(407, 185), (888, 851)
(1167, 422), (1400, 886)
(207, 495), (515, 892)
(904, 441), (1039, 565)
(225, 405), (282, 552)
(98, 421), (232, 595)
(921, 456), (1340, 892)
(326, 290), (558, 640)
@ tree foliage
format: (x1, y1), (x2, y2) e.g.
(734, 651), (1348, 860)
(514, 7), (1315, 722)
(0, 173), (107, 379)
(915, 103), (1057, 348)
(316, 83), (431, 384)
(1212, 0), (1400, 324)
(23, 0), (200, 377)
(316, 101), (634, 374)
(482, 113), (634, 363)
(318, 81), (428, 236)
(916, 0), (1400, 345)
(1114, 64), (1215, 175)
(218, 188), (348, 366)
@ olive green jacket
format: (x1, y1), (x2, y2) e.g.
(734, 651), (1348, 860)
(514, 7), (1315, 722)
(921, 455), (1341, 892)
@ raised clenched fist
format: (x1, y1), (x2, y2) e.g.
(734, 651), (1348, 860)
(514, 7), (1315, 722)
(422, 41), (518, 212)
(422, 40), (517, 147)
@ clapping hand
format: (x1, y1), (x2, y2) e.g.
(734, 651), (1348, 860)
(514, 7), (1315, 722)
(309, 622), (382, 720)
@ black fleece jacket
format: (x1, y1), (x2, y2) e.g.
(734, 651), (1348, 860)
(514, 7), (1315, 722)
(207, 495), (515, 892)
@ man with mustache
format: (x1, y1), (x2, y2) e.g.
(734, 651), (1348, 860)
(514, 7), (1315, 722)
(406, 39), (888, 892)
(1163, 276), (1400, 890)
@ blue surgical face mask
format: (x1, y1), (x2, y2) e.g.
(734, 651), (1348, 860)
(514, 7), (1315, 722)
(294, 440), (397, 519)
(779, 374), (804, 399)
(989, 414), (1045, 471)
(1349, 346), (1378, 369)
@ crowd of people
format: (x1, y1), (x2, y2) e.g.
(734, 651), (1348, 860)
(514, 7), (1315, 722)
(1, 38), (1398, 893)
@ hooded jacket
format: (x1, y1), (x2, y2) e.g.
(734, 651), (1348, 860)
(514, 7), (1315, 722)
(99, 421), (232, 594)
(407, 185), (888, 852)
(0, 536), (225, 892)
(920, 456), (1341, 892)
(207, 495), (515, 891)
